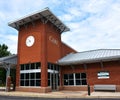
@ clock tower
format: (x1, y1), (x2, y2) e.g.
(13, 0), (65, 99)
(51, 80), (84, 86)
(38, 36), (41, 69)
(8, 8), (75, 93)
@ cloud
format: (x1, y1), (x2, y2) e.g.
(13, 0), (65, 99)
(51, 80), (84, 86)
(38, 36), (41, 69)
(0, 0), (120, 54)
(0, 34), (18, 54)
(61, 0), (120, 52)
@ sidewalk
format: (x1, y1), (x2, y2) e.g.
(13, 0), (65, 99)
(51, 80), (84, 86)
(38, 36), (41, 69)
(91, 91), (120, 98)
(0, 91), (120, 98)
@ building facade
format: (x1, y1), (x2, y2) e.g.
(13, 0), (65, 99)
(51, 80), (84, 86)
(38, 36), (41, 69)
(8, 8), (120, 93)
(8, 8), (76, 92)
(58, 50), (120, 92)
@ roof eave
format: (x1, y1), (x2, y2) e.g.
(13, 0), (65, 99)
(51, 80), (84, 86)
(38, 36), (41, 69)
(58, 57), (120, 66)
(8, 8), (70, 33)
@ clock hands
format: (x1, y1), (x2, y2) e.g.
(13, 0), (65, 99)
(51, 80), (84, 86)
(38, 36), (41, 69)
(26, 36), (35, 47)
(28, 39), (31, 42)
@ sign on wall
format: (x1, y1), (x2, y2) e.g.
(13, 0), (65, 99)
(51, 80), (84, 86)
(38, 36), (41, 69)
(49, 36), (59, 46)
(97, 71), (110, 79)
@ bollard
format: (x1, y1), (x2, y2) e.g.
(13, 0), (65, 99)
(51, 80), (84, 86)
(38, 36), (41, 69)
(88, 84), (90, 96)
(6, 76), (11, 92)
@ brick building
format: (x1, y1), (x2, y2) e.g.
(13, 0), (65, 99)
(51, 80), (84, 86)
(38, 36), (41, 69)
(6, 8), (120, 92)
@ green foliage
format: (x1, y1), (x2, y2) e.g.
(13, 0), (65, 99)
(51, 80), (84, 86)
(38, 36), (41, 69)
(0, 68), (6, 86)
(0, 44), (12, 86)
(0, 44), (11, 57)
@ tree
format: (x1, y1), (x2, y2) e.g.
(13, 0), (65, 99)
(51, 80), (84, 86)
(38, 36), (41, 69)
(0, 44), (11, 86)
(0, 44), (11, 57)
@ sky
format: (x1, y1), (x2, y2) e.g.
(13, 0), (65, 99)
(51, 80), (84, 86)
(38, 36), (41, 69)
(0, 0), (120, 54)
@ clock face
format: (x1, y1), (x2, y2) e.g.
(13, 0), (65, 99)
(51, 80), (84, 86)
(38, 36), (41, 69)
(26, 36), (35, 47)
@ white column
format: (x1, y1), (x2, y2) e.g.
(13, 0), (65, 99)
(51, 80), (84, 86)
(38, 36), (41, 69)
(73, 73), (76, 86)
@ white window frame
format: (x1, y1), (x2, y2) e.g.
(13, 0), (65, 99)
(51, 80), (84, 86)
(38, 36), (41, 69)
(63, 73), (87, 86)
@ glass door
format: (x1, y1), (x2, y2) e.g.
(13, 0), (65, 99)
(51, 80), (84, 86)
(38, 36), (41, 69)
(48, 63), (60, 91)
(51, 73), (57, 90)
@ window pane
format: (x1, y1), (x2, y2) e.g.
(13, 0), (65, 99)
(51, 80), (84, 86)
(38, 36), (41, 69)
(31, 63), (35, 69)
(30, 73), (35, 79)
(25, 64), (29, 70)
(25, 80), (29, 86)
(69, 74), (73, 79)
(82, 79), (87, 85)
(30, 80), (35, 86)
(36, 62), (40, 69)
(64, 79), (68, 85)
(25, 73), (29, 79)
(81, 73), (86, 78)
(64, 74), (68, 79)
(69, 80), (74, 85)
(20, 80), (24, 86)
(51, 65), (54, 70)
(76, 80), (81, 85)
(75, 73), (80, 79)
(36, 73), (40, 79)
(54, 65), (57, 70)
(20, 74), (24, 79)
(36, 80), (40, 86)
(21, 64), (24, 70)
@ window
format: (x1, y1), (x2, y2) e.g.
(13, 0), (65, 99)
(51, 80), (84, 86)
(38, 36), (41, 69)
(64, 73), (87, 86)
(48, 63), (59, 71)
(21, 64), (24, 70)
(20, 62), (41, 87)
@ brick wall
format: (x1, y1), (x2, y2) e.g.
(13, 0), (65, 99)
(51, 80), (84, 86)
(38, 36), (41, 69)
(16, 19), (77, 92)
(16, 87), (51, 93)
(61, 42), (77, 57)
(61, 61), (120, 91)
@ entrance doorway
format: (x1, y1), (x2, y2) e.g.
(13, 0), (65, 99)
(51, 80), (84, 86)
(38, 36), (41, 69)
(48, 63), (60, 91)
(51, 73), (59, 91)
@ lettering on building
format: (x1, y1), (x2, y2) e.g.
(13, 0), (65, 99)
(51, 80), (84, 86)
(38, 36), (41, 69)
(49, 36), (59, 46)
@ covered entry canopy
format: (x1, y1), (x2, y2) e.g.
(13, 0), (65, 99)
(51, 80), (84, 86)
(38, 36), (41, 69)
(0, 54), (17, 80)
(0, 55), (17, 68)
(0, 55), (17, 91)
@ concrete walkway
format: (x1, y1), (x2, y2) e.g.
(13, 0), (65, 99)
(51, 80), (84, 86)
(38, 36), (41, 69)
(0, 91), (120, 98)
(91, 91), (120, 97)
